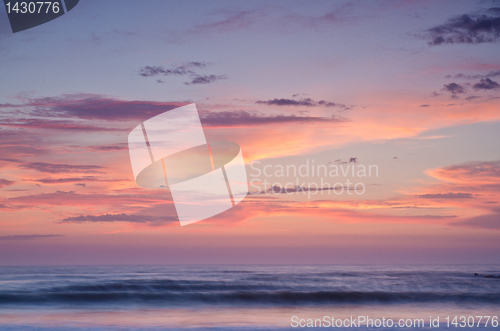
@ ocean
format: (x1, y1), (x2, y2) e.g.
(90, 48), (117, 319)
(0, 265), (499, 330)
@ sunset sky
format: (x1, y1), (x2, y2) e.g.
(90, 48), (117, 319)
(0, 0), (499, 265)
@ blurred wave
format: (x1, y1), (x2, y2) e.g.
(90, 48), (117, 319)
(0, 265), (499, 307)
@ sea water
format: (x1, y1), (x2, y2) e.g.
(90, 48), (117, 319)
(0, 265), (499, 330)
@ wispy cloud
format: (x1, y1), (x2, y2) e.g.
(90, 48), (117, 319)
(0, 119), (125, 131)
(202, 195), (459, 227)
(88, 144), (128, 151)
(182, 4), (357, 39)
(259, 184), (356, 194)
(428, 160), (500, 184)
(452, 209), (500, 229)
(452, 70), (500, 80)
(1, 94), (185, 121)
(0, 234), (64, 241)
(7, 190), (172, 208)
(420, 160), (500, 230)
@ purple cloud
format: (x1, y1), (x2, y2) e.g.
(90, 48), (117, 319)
(0, 94), (186, 121)
(0, 179), (15, 188)
(473, 78), (500, 90)
(427, 8), (500, 45)
(442, 82), (466, 94)
(418, 193), (474, 199)
(184, 74), (227, 85)
(256, 97), (348, 109)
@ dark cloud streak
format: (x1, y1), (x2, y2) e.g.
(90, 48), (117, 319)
(256, 98), (348, 109)
(20, 162), (105, 174)
(139, 62), (226, 86)
(184, 74), (227, 85)
(418, 193), (474, 199)
(59, 213), (177, 225)
(200, 110), (344, 127)
(138, 62), (209, 77)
